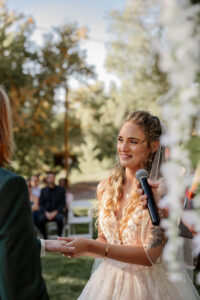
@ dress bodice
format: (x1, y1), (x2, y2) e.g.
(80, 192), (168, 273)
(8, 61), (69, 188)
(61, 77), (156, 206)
(99, 205), (143, 246)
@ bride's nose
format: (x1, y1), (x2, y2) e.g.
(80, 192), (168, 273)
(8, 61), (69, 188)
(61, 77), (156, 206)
(121, 140), (129, 151)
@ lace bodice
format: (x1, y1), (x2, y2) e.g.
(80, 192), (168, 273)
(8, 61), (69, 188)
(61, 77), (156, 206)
(99, 205), (143, 246)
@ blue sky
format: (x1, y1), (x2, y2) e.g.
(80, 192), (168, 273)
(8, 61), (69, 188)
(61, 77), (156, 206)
(7, 0), (125, 89)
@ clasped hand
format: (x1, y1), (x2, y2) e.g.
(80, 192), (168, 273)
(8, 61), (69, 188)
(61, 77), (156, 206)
(45, 210), (58, 221)
(45, 237), (88, 258)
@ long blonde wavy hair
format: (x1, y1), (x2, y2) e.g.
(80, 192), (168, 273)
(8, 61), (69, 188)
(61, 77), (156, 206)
(0, 88), (14, 166)
(98, 111), (162, 240)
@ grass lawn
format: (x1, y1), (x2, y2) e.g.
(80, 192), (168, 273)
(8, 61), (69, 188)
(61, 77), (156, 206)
(42, 253), (94, 300)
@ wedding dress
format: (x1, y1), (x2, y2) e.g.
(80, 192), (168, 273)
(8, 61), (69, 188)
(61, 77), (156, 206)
(78, 205), (200, 300)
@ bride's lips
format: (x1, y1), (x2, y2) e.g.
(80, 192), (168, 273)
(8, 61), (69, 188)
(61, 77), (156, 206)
(120, 154), (133, 159)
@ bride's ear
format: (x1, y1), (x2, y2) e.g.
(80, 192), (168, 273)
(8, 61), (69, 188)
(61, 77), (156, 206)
(151, 141), (160, 153)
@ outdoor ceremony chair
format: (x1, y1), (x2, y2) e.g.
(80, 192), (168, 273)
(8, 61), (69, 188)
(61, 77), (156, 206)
(65, 200), (93, 239)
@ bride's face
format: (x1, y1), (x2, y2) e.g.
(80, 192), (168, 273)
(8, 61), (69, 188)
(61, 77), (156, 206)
(117, 122), (152, 171)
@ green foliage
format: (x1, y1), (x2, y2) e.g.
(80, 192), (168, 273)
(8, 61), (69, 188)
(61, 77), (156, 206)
(106, 0), (168, 115)
(69, 82), (118, 172)
(184, 135), (200, 168)
(0, 1), (94, 176)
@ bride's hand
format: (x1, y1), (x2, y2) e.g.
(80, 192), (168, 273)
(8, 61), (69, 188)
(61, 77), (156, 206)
(57, 237), (89, 258)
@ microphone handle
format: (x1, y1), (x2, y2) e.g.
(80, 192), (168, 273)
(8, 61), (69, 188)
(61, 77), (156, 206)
(139, 177), (160, 226)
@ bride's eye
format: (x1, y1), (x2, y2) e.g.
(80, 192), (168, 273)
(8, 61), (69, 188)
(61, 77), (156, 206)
(117, 137), (123, 142)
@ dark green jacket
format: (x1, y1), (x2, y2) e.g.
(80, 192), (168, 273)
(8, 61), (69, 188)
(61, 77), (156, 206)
(0, 168), (49, 300)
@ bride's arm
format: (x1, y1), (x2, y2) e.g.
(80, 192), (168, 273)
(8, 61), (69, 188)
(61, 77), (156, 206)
(89, 239), (163, 266)
(58, 236), (164, 266)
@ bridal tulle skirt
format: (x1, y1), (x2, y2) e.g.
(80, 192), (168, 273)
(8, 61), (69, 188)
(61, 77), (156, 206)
(78, 258), (200, 300)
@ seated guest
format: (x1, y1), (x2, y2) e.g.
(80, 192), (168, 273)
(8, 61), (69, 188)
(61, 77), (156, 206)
(38, 172), (65, 239)
(27, 179), (40, 228)
(30, 174), (41, 198)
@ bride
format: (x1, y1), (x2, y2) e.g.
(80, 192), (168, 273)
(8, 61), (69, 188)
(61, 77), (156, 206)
(59, 111), (199, 300)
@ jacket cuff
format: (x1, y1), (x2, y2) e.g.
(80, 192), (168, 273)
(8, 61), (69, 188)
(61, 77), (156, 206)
(40, 239), (46, 257)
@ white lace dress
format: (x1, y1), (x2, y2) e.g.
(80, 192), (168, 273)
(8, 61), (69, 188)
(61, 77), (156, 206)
(78, 207), (200, 300)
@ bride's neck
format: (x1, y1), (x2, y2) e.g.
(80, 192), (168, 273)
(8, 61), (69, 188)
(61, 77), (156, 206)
(125, 168), (136, 181)
(124, 168), (137, 190)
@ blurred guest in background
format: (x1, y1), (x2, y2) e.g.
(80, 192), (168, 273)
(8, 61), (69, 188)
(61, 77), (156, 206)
(27, 177), (40, 228)
(38, 172), (66, 239)
(30, 174), (41, 198)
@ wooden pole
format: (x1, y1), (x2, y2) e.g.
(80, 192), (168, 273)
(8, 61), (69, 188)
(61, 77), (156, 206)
(64, 87), (69, 176)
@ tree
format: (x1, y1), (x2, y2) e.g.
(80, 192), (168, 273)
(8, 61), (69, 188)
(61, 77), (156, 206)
(0, 0), (94, 176)
(106, 0), (168, 120)
(68, 82), (118, 173)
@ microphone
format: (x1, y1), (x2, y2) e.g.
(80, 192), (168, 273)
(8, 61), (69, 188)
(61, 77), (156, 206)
(136, 169), (160, 226)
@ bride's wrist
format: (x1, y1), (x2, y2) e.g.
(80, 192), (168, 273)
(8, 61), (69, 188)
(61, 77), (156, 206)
(88, 239), (109, 257)
(86, 238), (93, 253)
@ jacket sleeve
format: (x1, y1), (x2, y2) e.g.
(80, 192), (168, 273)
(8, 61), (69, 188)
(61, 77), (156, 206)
(0, 175), (46, 300)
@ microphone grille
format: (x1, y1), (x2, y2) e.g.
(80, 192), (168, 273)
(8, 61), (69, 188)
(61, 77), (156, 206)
(135, 169), (148, 180)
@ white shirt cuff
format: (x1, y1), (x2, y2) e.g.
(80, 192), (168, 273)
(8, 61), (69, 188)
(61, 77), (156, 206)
(40, 239), (46, 257)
